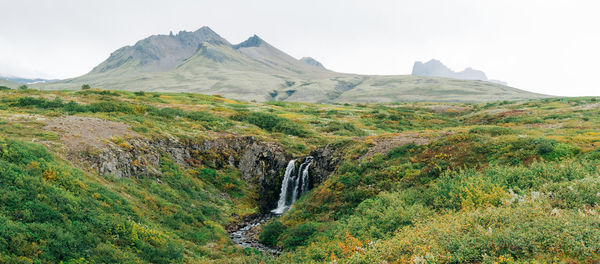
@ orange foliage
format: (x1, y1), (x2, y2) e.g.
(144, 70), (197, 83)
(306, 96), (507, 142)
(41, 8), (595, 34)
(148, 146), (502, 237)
(337, 232), (365, 258)
(43, 168), (56, 180)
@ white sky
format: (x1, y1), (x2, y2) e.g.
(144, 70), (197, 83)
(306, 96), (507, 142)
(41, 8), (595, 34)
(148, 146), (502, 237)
(1, 0), (599, 96)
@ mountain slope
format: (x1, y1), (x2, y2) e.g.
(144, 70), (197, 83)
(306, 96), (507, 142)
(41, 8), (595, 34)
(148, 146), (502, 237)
(90, 26), (229, 74)
(36, 27), (548, 102)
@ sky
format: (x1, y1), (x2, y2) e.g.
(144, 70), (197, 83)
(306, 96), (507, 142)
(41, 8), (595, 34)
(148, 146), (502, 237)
(1, 0), (599, 96)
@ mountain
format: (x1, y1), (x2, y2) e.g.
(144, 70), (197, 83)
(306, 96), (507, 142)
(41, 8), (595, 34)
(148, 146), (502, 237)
(300, 57), (325, 69)
(90, 27), (229, 74)
(0, 78), (19, 88)
(412, 59), (508, 85)
(0, 76), (55, 85)
(36, 27), (547, 102)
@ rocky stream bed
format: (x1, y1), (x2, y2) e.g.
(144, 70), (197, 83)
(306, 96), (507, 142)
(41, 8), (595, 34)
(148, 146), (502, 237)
(228, 213), (280, 255)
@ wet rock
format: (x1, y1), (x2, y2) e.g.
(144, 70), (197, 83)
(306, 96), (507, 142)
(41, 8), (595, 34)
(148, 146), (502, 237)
(228, 213), (280, 255)
(309, 143), (344, 186)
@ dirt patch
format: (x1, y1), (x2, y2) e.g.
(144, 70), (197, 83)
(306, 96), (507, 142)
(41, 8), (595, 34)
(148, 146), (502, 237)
(44, 116), (135, 152)
(360, 133), (432, 161)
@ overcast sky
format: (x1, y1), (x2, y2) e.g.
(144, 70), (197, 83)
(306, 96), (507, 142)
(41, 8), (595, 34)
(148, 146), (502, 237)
(1, 0), (599, 96)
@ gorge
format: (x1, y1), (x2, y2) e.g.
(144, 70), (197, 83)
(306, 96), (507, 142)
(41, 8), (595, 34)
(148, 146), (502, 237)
(230, 155), (317, 253)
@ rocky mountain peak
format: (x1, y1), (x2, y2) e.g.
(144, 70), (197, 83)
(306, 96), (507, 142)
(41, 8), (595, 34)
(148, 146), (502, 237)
(412, 59), (501, 84)
(233, 35), (264, 49)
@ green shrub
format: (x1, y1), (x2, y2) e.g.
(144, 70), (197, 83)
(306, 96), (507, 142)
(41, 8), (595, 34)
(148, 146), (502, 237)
(231, 111), (307, 137)
(535, 139), (555, 155)
(335, 192), (432, 240)
(14, 97), (64, 109)
(355, 202), (600, 263)
(585, 148), (600, 160)
(259, 220), (284, 246)
(543, 177), (600, 208)
(428, 169), (508, 210)
(322, 121), (366, 136)
(468, 126), (513, 136)
(81, 84), (91, 90)
(281, 222), (318, 248)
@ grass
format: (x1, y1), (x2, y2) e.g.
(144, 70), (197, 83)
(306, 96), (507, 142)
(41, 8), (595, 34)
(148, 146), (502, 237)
(0, 88), (599, 263)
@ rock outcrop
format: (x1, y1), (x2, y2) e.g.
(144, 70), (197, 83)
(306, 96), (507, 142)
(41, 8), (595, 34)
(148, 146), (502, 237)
(309, 144), (345, 187)
(86, 135), (291, 212)
(46, 115), (342, 213)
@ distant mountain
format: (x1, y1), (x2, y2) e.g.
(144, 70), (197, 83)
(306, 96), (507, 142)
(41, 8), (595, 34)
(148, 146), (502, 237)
(412, 59), (507, 85)
(0, 78), (19, 88)
(0, 76), (57, 84)
(36, 27), (546, 102)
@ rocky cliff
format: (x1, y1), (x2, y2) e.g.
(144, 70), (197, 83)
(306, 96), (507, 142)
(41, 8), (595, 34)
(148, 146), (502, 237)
(83, 135), (290, 212)
(81, 134), (345, 213)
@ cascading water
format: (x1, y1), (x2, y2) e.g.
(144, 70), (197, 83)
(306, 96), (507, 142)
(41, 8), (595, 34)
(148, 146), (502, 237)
(271, 159), (296, 214)
(299, 156), (313, 195)
(271, 156), (314, 214)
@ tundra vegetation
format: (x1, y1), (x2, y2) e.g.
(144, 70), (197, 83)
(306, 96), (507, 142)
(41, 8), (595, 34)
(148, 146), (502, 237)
(1, 87), (600, 263)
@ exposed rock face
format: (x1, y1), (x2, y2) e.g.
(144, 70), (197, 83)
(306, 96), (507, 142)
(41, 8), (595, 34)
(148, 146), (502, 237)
(309, 144), (345, 187)
(86, 135), (291, 212)
(233, 35), (263, 49)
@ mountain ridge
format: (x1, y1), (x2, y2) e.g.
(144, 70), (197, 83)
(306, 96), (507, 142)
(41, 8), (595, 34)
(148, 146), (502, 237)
(412, 59), (508, 85)
(35, 27), (547, 102)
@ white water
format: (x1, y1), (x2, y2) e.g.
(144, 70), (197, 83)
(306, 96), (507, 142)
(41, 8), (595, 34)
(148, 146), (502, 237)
(271, 160), (296, 214)
(271, 156), (314, 214)
(300, 157), (313, 194)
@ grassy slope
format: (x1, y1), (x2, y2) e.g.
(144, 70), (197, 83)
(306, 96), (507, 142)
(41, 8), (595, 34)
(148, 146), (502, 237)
(34, 71), (547, 103)
(0, 87), (598, 263)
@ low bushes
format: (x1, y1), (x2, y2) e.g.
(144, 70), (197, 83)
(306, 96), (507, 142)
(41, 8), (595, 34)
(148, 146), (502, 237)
(231, 111), (308, 137)
(259, 220), (284, 246)
(11, 96), (231, 130)
(353, 203), (600, 263)
(280, 222), (319, 248)
(321, 121), (366, 136)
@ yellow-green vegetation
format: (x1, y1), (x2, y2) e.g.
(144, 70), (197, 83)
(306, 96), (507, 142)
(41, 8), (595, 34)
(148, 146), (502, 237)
(1, 87), (599, 263)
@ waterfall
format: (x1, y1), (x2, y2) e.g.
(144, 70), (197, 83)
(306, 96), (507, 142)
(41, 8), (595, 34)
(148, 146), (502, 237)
(271, 160), (296, 214)
(299, 156), (313, 195)
(271, 156), (314, 214)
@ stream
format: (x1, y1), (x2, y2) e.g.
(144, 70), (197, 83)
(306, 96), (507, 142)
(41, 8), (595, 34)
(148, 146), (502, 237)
(228, 156), (314, 255)
(228, 213), (280, 255)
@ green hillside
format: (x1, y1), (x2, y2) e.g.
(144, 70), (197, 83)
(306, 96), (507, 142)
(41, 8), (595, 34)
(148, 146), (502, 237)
(34, 27), (549, 103)
(1, 87), (599, 263)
